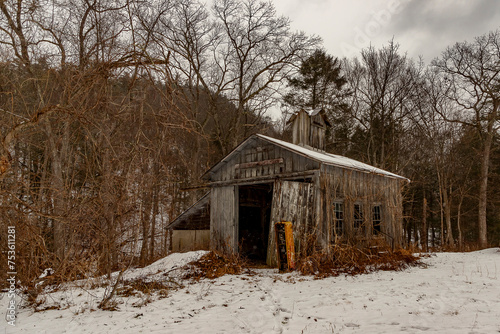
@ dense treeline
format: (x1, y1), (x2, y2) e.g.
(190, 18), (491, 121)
(0, 0), (498, 286)
(0, 0), (315, 284)
(285, 39), (499, 251)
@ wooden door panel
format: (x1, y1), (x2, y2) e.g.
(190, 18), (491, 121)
(266, 180), (313, 266)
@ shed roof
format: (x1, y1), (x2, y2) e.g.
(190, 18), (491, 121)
(203, 134), (409, 182)
(166, 192), (210, 230)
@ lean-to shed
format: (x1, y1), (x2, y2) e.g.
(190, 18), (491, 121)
(167, 193), (210, 252)
(168, 109), (409, 266)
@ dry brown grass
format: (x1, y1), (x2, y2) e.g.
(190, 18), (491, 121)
(297, 244), (423, 278)
(182, 251), (248, 280)
(182, 247), (421, 281)
(119, 279), (173, 296)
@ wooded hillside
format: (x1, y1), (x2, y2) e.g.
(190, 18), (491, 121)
(0, 0), (498, 286)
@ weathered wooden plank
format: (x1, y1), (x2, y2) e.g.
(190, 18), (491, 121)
(235, 158), (284, 169)
(285, 154), (293, 173)
(210, 186), (238, 253)
(250, 167), (257, 178)
(267, 145), (275, 160)
(257, 147), (263, 161)
(227, 159), (235, 181)
(208, 134), (405, 254)
(316, 165), (404, 247)
(292, 153), (300, 173)
(172, 230), (210, 252)
(209, 170), (319, 187)
(267, 180), (313, 267)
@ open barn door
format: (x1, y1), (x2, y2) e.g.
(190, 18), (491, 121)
(210, 186), (238, 253)
(266, 180), (314, 266)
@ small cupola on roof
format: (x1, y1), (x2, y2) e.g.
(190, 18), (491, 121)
(287, 109), (331, 151)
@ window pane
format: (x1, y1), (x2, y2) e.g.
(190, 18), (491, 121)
(354, 204), (363, 230)
(333, 202), (343, 237)
(373, 205), (381, 234)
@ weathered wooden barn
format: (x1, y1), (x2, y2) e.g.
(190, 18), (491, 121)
(168, 109), (409, 266)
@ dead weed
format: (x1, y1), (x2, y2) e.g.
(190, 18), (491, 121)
(122, 279), (172, 295)
(297, 244), (423, 278)
(182, 251), (249, 280)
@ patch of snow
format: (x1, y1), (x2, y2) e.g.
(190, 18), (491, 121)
(3, 249), (500, 333)
(38, 269), (54, 279)
(123, 250), (208, 281)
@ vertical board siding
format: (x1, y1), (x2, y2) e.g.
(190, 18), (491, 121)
(320, 165), (404, 247)
(210, 159), (404, 262)
(172, 230), (210, 252)
(210, 186), (238, 253)
(313, 171), (326, 249)
(211, 138), (320, 182)
(266, 180), (314, 266)
(292, 110), (311, 146)
(207, 137), (405, 265)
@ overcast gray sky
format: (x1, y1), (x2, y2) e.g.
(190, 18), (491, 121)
(273, 0), (500, 63)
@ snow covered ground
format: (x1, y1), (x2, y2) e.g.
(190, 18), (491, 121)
(2, 249), (500, 334)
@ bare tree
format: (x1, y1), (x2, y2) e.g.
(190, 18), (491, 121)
(432, 30), (500, 248)
(143, 0), (320, 155)
(0, 0), (184, 281)
(344, 41), (423, 171)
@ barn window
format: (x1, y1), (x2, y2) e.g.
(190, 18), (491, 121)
(354, 203), (363, 230)
(372, 205), (382, 235)
(333, 201), (344, 237)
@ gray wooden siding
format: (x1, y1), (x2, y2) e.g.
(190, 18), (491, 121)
(206, 137), (405, 264)
(291, 110), (327, 150)
(291, 110), (310, 146)
(319, 165), (403, 246)
(210, 138), (320, 183)
(266, 180), (314, 266)
(171, 230), (210, 252)
(210, 186), (238, 253)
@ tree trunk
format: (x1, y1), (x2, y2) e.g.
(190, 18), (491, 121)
(443, 186), (454, 248)
(457, 195), (463, 251)
(439, 188), (444, 247)
(478, 133), (492, 248)
(140, 187), (152, 266)
(101, 144), (119, 278)
(149, 161), (159, 261)
(422, 196), (428, 252)
(44, 118), (70, 260)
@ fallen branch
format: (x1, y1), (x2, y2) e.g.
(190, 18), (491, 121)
(98, 269), (124, 310)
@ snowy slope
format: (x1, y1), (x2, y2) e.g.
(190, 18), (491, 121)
(2, 249), (500, 334)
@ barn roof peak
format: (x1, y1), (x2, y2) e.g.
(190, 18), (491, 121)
(202, 133), (409, 182)
(286, 109), (331, 150)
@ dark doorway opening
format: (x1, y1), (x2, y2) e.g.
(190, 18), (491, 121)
(238, 183), (273, 264)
